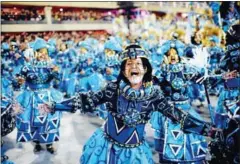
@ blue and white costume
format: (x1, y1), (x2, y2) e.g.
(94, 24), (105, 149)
(151, 41), (208, 163)
(184, 45), (206, 105)
(99, 38), (122, 82)
(53, 80), (212, 164)
(50, 46), (213, 164)
(66, 41), (105, 97)
(206, 36), (225, 96)
(15, 38), (63, 144)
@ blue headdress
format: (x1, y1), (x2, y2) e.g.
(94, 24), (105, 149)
(104, 39), (122, 52)
(33, 38), (48, 51)
(77, 41), (92, 52)
(121, 44), (149, 61)
(159, 39), (185, 57)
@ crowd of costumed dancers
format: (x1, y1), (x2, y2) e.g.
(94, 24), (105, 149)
(1, 2), (239, 164)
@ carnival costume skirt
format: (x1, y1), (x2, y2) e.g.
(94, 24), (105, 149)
(16, 87), (63, 144)
(80, 128), (154, 164)
(150, 103), (208, 162)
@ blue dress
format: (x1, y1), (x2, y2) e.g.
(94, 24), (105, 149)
(16, 61), (63, 144)
(151, 63), (208, 163)
(53, 81), (212, 164)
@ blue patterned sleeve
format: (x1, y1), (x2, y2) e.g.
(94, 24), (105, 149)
(53, 83), (112, 113)
(152, 94), (212, 136)
(50, 70), (60, 80)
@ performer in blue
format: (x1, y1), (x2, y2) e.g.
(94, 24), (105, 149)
(99, 38), (122, 82)
(214, 24), (240, 129)
(154, 33), (185, 84)
(47, 38), (58, 58)
(207, 35), (225, 96)
(53, 42), (77, 94)
(14, 38), (65, 154)
(39, 44), (216, 164)
(1, 63), (16, 164)
(9, 42), (26, 77)
(185, 29), (206, 107)
(210, 24), (240, 163)
(95, 38), (122, 119)
(220, 2), (240, 32)
(208, 2), (222, 27)
(150, 41), (208, 163)
(66, 41), (105, 97)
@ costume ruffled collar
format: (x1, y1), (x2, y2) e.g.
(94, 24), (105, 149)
(119, 80), (160, 101)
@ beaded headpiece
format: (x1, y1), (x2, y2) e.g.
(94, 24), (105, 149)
(121, 44), (148, 61)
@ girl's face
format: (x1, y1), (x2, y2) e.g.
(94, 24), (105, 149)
(35, 48), (49, 61)
(166, 48), (179, 64)
(124, 58), (145, 85)
(60, 43), (67, 51)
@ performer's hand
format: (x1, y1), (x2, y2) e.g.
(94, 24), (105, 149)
(80, 70), (85, 75)
(222, 70), (237, 80)
(17, 76), (25, 85)
(12, 102), (24, 115)
(15, 53), (21, 59)
(106, 67), (112, 75)
(38, 104), (52, 115)
(208, 127), (223, 139)
(52, 66), (59, 72)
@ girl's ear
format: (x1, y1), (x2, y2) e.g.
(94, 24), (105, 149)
(144, 68), (147, 73)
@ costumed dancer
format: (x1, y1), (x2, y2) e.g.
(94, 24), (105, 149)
(205, 27), (225, 96)
(154, 33), (185, 80)
(47, 38), (58, 59)
(53, 42), (77, 94)
(1, 64), (16, 164)
(220, 2), (240, 32)
(150, 40), (209, 163)
(39, 44), (217, 164)
(96, 38), (122, 119)
(99, 38), (122, 82)
(14, 38), (64, 154)
(9, 42), (25, 77)
(66, 41), (105, 98)
(185, 22), (206, 107)
(209, 24), (240, 163)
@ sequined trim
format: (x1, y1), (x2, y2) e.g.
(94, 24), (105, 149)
(173, 100), (189, 105)
(109, 111), (148, 127)
(104, 132), (144, 148)
(119, 80), (160, 101)
(73, 93), (83, 112)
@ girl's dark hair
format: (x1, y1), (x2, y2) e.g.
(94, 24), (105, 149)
(117, 57), (153, 85)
